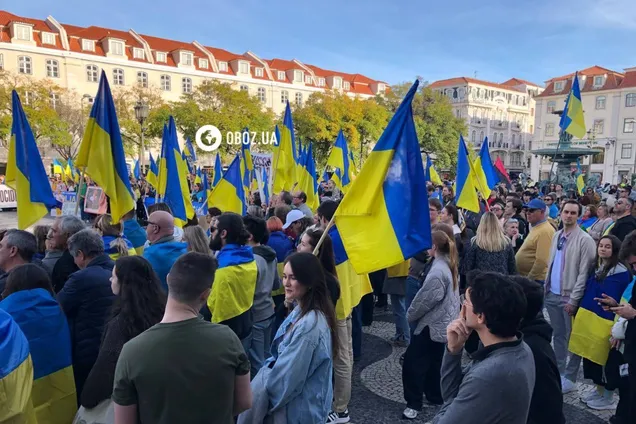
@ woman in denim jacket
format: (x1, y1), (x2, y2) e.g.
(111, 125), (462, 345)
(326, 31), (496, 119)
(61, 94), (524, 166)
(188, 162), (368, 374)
(240, 252), (338, 424)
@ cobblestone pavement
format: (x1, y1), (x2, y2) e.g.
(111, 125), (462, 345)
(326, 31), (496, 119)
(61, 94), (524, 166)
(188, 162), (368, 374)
(348, 309), (612, 424)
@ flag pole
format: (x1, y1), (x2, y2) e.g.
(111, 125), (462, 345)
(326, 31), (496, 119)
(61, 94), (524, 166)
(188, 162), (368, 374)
(312, 214), (336, 256)
(74, 169), (86, 216)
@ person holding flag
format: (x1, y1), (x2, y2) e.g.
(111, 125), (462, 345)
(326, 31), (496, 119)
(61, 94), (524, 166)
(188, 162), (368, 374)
(272, 103), (297, 193)
(326, 130), (352, 195)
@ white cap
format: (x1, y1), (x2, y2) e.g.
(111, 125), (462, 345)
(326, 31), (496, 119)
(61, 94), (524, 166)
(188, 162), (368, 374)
(283, 209), (304, 230)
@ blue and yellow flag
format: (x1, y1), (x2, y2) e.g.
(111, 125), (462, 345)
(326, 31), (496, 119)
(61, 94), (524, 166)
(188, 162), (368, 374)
(181, 149), (193, 175)
(333, 80), (431, 274)
(133, 160), (140, 180)
(195, 167), (202, 185)
(262, 167), (270, 206)
(0, 308), (37, 423)
(559, 72), (586, 139)
(201, 168), (210, 194)
(472, 138), (498, 199)
(272, 103), (297, 193)
(240, 129), (254, 190)
(207, 243), (257, 323)
(52, 159), (63, 175)
(7, 91), (60, 230)
(576, 158), (585, 195)
(425, 155), (443, 187)
(183, 137), (197, 162)
(64, 159), (76, 182)
(159, 117), (195, 227)
(298, 142), (319, 211)
(208, 154), (246, 215)
(75, 71), (135, 222)
(327, 129), (352, 194)
(455, 135), (481, 213)
(0, 289), (76, 424)
(212, 153), (223, 188)
(147, 152), (158, 189)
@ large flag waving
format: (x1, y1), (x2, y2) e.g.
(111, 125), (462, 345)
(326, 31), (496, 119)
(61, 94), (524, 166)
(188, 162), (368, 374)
(146, 152), (158, 189)
(7, 91), (59, 229)
(212, 153), (222, 188)
(327, 130), (352, 194)
(75, 71), (134, 222)
(560, 72), (586, 139)
(208, 154), (246, 215)
(455, 135), (480, 213)
(425, 155), (443, 186)
(472, 138), (498, 199)
(272, 103), (297, 193)
(334, 80), (431, 274)
(298, 141), (319, 211)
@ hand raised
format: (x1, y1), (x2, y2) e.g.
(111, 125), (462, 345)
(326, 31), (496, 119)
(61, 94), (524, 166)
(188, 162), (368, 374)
(446, 305), (472, 355)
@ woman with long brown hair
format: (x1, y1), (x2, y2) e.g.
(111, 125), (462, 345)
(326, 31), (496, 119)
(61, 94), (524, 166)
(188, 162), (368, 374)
(401, 230), (461, 420)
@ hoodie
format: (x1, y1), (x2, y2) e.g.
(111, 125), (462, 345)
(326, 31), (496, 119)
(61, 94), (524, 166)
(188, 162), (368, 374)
(252, 245), (280, 322)
(266, 231), (294, 263)
(520, 315), (565, 424)
(142, 237), (188, 291)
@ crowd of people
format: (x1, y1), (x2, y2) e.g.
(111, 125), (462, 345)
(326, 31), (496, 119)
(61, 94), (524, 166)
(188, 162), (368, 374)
(2, 174), (636, 424)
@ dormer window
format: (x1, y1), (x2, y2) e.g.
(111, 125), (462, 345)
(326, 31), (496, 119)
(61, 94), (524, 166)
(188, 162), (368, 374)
(82, 39), (95, 52)
(110, 40), (124, 56)
(255, 67), (263, 77)
(278, 71), (285, 81)
(294, 70), (303, 83)
(15, 25), (31, 41)
(593, 76), (604, 88)
(41, 32), (55, 45)
(133, 48), (144, 60)
(554, 81), (564, 92)
(378, 83), (386, 92)
(199, 58), (208, 69)
(343, 81), (350, 90)
(156, 51), (167, 62)
(219, 61), (228, 72)
(181, 52), (193, 66)
(333, 77), (342, 89)
(239, 62), (249, 74)
(318, 78), (325, 87)
(305, 75), (312, 84)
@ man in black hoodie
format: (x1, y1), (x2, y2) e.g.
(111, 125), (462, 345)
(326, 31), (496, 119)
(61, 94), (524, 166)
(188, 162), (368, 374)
(610, 198), (636, 241)
(512, 275), (565, 424)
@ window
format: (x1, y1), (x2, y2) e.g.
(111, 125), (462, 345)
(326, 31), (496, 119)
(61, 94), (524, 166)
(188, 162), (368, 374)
(82, 39), (94, 51)
(46, 59), (59, 78)
(530, 125), (534, 134)
(278, 71), (285, 80)
(596, 96), (606, 110)
(531, 107), (534, 116)
(627, 93), (636, 107)
(181, 52), (193, 66)
(111, 41), (124, 56)
(554, 81), (564, 92)
(304, 75), (312, 84)
(294, 70), (303, 82)
(621, 144), (633, 159)
(333, 78), (342, 89)
(471, 130), (476, 143)
(0, 53), (3, 70)
(156, 52), (167, 62)
(281, 90), (288, 104)
(624, 119), (635, 133)
(18, 56), (32, 74)
(199, 58), (208, 69)
(133, 48), (144, 59)
(86, 65), (99, 82)
(479, 131), (484, 142)
(182, 77), (192, 94)
(343, 81), (350, 90)
(24, 91), (33, 106)
(318, 78), (325, 87)
(15, 25), (31, 41)
(137, 71), (148, 88)
(219, 61), (228, 72)
(255, 67), (263, 77)
(160, 74), (171, 91)
(239, 62), (249, 74)
(42, 32), (55, 45)
(240, 84), (248, 92)
(594, 76), (604, 87)
(113, 68), (124, 85)
(49, 92), (59, 109)
(512, 134), (516, 145)
(547, 101), (556, 113)
(257, 87), (266, 102)
(545, 123), (555, 136)
(593, 119), (604, 135)
(295, 92), (303, 105)
(498, 133), (504, 143)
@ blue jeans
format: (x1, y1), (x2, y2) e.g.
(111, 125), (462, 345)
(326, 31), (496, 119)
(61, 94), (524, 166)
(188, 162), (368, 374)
(390, 294), (410, 344)
(405, 276), (421, 335)
(248, 315), (274, 377)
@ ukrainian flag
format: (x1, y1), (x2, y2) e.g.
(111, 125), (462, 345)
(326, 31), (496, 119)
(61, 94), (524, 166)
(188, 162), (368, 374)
(183, 137), (197, 162)
(559, 72), (586, 139)
(195, 167), (202, 185)
(569, 267), (631, 365)
(7, 91), (60, 230)
(472, 138), (498, 199)
(207, 243), (257, 323)
(455, 135), (481, 213)
(349, 149), (357, 175)
(160, 117), (195, 227)
(133, 159), (140, 180)
(208, 154), (246, 215)
(576, 158), (585, 195)
(327, 130), (352, 194)
(52, 159), (63, 175)
(295, 141), (305, 188)
(212, 153), (223, 188)
(298, 142), (319, 211)
(75, 71), (135, 222)
(329, 225), (373, 319)
(0, 289), (76, 424)
(240, 129), (254, 190)
(0, 308), (37, 424)
(261, 167), (270, 206)
(181, 150), (193, 175)
(272, 103), (297, 193)
(425, 155), (443, 186)
(333, 80), (432, 274)
(146, 152), (159, 189)
(64, 159), (75, 182)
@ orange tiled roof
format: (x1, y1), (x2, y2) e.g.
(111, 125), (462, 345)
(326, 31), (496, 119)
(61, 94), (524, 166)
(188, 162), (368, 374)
(429, 77), (525, 93)
(501, 77), (540, 87)
(619, 70), (636, 89)
(536, 66), (626, 98)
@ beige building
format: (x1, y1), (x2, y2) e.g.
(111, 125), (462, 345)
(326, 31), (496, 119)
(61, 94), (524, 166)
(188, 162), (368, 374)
(429, 77), (543, 176)
(531, 66), (636, 184)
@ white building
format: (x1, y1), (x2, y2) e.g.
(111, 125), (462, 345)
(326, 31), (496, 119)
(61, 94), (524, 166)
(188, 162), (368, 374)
(429, 77), (543, 176)
(531, 65), (636, 184)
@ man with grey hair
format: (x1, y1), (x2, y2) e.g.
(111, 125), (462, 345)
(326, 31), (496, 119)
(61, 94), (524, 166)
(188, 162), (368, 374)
(50, 215), (86, 293)
(0, 229), (37, 294)
(57, 228), (115, 401)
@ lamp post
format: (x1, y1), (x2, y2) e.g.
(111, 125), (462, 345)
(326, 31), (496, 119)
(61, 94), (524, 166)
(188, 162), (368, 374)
(134, 100), (149, 172)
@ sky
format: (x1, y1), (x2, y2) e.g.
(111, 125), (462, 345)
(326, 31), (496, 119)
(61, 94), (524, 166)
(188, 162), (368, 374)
(7, 0), (636, 86)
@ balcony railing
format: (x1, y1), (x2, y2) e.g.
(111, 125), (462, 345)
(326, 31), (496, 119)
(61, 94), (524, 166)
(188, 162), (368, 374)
(511, 123), (522, 131)
(490, 121), (509, 129)
(511, 144), (526, 150)
(470, 117), (487, 126)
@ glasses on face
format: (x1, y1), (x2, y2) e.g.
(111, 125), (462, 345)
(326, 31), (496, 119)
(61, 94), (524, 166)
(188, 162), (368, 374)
(491, 207), (502, 212)
(544, 198), (553, 202)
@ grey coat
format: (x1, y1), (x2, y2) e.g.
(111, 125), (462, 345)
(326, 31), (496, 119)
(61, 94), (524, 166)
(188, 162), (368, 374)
(406, 256), (460, 342)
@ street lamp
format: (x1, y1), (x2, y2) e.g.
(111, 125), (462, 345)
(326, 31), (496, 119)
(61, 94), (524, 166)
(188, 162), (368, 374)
(134, 100), (149, 171)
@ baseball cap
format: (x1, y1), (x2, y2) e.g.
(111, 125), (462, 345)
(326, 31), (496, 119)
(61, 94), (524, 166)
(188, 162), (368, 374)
(283, 209), (304, 230)
(524, 198), (546, 210)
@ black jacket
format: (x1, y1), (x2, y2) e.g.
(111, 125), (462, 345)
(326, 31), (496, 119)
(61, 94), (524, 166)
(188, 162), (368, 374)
(52, 249), (80, 293)
(520, 315), (565, 424)
(610, 215), (636, 242)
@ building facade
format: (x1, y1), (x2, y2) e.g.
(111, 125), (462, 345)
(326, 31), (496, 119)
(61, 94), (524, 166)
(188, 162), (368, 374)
(429, 77), (543, 176)
(531, 66), (636, 184)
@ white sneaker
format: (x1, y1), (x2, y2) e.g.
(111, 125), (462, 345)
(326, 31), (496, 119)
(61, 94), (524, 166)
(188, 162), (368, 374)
(587, 396), (617, 410)
(402, 408), (418, 419)
(326, 409), (350, 424)
(581, 390), (603, 404)
(561, 376), (576, 394)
